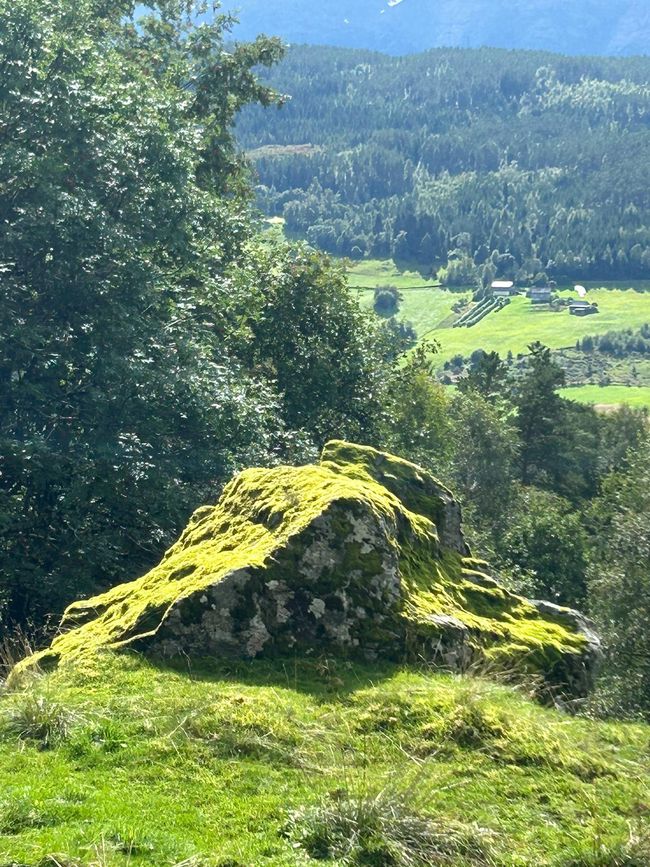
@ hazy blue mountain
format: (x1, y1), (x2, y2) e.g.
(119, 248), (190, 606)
(217, 0), (650, 56)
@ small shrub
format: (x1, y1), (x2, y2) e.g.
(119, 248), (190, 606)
(285, 790), (494, 866)
(0, 795), (47, 834)
(0, 693), (81, 748)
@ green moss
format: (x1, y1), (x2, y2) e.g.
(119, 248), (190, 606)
(13, 441), (592, 691)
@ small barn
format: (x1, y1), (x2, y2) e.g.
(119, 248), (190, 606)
(529, 287), (553, 304)
(491, 280), (515, 299)
(569, 300), (598, 316)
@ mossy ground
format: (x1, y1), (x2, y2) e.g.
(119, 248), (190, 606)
(1, 653), (648, 866)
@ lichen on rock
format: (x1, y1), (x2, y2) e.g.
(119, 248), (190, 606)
(16, 441), (600, 697)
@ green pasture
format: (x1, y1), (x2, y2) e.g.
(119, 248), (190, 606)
(430, 289), (650, 361)
(346, 258), (441, 290)
(347, 257), (650, 409)
(357, 285), (458, 334)
(559, 384), (650, 408)
(347, 261), (650, 364)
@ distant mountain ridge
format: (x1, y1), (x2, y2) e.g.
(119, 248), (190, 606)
(218, 0), (650, 56)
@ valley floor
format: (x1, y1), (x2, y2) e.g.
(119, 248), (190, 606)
(1, 653), (649, 866)
(348, 259), (650, 408)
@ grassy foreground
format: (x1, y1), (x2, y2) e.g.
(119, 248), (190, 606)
(1, 653), (649, 866)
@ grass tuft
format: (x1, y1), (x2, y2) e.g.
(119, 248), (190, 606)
(0, 692), (82, 748)
(0, 795), (47, 835)
(562, 823), (650, 865)
(285, 787), (496, 866)
(0, 624), (41, 685)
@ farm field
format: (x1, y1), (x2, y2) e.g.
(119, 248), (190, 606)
(559, 384), (650, 409)
(347, 258), (650, 407)
(347, 260), (650, 357)
(347, 258), (440, 291)
(348, 261), (650, 360)
(431, 289), (650, 360)
(357, 284), (458, 335)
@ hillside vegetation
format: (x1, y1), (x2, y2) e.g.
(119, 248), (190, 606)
(1, 653), (650, 866)
(220, 0), (650, 57)
(240, 45), (650, 283)
(2, 5), (650, 865)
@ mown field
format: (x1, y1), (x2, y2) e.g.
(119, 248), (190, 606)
(349, 259), (650, 406)
(1, 652), (649, 866)
(346, 258), (440, 291)
(559, 384), (650, 409)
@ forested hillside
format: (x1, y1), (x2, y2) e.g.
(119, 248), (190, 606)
(220, 0), (650, 57)
(239, 46), (650, 283)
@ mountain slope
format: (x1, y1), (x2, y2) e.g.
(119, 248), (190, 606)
(237, 45), (650, 281)
(220, 0), (650, 56)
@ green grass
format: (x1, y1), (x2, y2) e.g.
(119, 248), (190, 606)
(357, 285), (458, 335)
(430, 290), (650, 361)
(346, 258), (441, 291)
(0, 653), (649, 866)
(559, 384), (650, 409)
(345, 260), (650, 372)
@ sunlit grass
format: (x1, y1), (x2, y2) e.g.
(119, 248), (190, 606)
(559, 384), (650, 409)
(0, 652), (648, 865)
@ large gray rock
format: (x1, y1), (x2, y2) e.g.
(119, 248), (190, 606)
(16, 441), (600, 698)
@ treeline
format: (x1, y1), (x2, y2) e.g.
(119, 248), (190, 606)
(576, 324), (650, 355)
(237, 46), (650, 281)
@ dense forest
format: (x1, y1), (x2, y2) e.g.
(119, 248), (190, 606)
(239, 45), (650, 283)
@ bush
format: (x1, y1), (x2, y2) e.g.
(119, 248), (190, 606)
(374, 285), (402, 316)
(285, 789), (494, 866)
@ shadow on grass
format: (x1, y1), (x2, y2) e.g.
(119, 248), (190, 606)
(145, 651), (411, 701)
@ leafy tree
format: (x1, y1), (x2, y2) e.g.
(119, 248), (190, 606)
(458, 350), (509, 401)
(497, 487), (588, 606)
(513, 343), (567, 489)
(447, 389), (519, 527)
(0, 0), (293, 625)
(381, 341), (452, 475)
(588, 440), (650, 717)
(232, 241), (398, 445)
(373, 285), (401, 316)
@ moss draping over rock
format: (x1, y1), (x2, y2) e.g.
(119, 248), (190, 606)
(15, 441), (600, 696)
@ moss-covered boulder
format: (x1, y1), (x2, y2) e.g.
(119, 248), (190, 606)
(19, 442), (600, 696)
